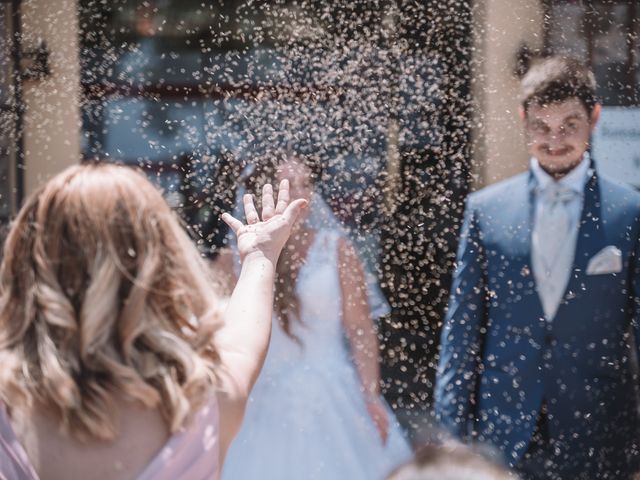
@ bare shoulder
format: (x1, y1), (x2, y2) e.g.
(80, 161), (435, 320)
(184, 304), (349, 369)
(11, 401), (169, 480)
(336, 236), (365, 280)
(337, 236), (358, 261)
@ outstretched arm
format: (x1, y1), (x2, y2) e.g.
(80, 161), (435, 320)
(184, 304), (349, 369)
(338, 238), (389, 444)
(434, 199), (487, 441)
(215, 180), (307, 459)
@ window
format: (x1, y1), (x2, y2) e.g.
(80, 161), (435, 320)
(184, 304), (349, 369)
(79, 0), (473, 421)
(545, 0), (640, 186)
(0, 0), (22, 227)
(78, 1), (461, 257)
(545, 0), (639, 106)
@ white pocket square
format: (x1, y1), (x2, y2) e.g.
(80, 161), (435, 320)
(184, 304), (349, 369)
(586, 246), (623, 275)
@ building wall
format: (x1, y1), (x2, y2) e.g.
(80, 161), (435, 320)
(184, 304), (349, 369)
(21, 0), (81, 195)
(472, 0), (544, 188)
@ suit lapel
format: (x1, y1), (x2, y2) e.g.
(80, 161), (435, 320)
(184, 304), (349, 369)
(523, 173), (547, 320)
(560, 170), (605, 304)
(506, 172), (545, 318)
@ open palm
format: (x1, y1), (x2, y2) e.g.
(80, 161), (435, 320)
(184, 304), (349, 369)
(222, 179), (307, 264)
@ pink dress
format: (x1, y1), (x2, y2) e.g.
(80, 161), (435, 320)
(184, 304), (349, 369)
(0, 399), (219, 480)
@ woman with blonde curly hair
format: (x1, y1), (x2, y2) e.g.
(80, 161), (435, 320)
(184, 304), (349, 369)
(0, 162), (306, 480)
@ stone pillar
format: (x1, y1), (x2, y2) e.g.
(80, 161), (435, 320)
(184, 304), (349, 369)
(472, 0), (544, 187)
(21, 0), (81, 195)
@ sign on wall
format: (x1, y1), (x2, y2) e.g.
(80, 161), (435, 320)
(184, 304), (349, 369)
(592, 107), (640, 188)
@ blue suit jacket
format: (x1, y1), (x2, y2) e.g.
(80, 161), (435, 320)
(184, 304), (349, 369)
(435, 168), (640, 473)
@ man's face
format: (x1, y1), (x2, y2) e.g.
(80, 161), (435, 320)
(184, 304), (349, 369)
(524, 98), (600, 176)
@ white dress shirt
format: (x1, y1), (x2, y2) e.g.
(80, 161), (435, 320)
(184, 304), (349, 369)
(531, 154), (592, 320)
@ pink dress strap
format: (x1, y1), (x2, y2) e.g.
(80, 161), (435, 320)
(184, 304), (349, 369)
(137, 397), (220, 480)
(0, 397), (219, 480)
(0, 406), (39, 480)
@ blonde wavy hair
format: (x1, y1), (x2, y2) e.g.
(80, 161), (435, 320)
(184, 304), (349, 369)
(0, 163), (223, 441)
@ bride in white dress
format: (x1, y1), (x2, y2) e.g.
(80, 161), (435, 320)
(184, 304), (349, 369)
(215, 157), (412, 479)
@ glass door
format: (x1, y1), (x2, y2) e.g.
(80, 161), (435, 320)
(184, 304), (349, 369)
(0, 0), (20, 230)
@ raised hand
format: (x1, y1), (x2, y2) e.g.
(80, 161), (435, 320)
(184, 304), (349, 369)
(222, 179), (307, 265)
(215, 179), (306, 458)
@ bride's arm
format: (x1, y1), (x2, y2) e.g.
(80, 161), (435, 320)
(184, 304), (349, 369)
(338, 238), (389, 443)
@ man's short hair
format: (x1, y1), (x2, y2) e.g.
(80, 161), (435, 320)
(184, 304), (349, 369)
(521, 56), (598, 115)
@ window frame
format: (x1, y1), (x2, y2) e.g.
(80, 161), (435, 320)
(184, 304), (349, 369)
(542, 0), (640, 106)
(0, 0), (24, 217)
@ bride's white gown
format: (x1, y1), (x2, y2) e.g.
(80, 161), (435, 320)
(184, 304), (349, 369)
(222, 230), (412, 480)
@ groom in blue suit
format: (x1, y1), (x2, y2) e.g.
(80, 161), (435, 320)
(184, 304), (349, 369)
(435, 56), (640, 479)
